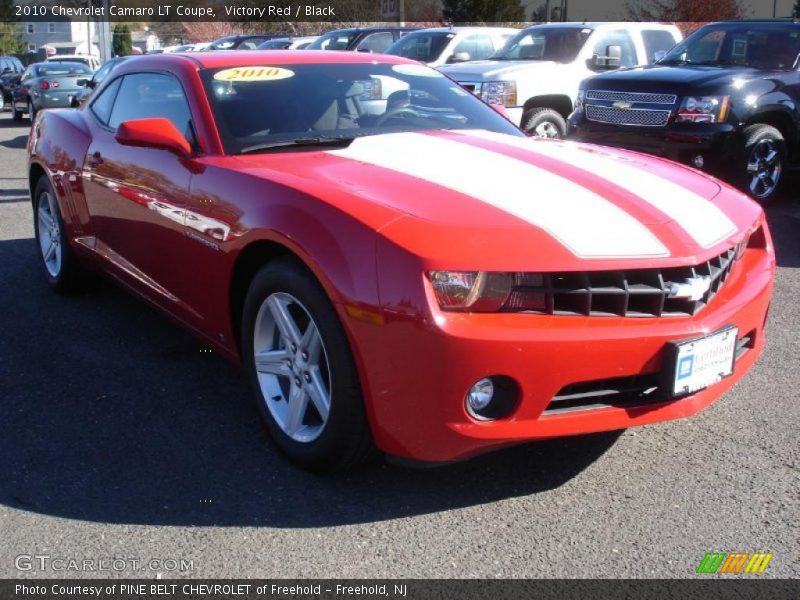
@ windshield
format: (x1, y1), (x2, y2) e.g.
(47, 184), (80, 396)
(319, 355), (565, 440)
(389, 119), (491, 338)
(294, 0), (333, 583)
(201, 62), (523, 154)
(493, 27), (592, 63)
(306, 30), (358, 51)
(660, 24), (800, 70)
(36, 63), (92, 76)
(385, 32), (454, 63)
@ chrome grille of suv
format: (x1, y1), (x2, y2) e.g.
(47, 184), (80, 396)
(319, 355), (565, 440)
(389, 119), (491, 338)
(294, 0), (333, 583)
(586, 90), (678, 104)
(503, 243), (744, 318)
(585, 104), (671, 127)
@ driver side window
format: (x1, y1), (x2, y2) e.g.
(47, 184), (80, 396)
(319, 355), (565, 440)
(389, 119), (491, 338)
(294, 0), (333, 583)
(107, 73), (193, 140)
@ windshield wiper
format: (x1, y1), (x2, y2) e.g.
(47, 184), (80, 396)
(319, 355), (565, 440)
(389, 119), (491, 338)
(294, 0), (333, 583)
(239, 136), (355, 154)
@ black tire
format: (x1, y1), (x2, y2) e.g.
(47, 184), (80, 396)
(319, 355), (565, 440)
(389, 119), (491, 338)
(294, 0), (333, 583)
(11, 98), (22, 121)
(0, 93), (5, 112)
(241, 257), (373, 472)
(522, 107), (567, 139)
(739, 124), (786, 206)
(32, 176), (85, 293)
(27, 99), (36, 122)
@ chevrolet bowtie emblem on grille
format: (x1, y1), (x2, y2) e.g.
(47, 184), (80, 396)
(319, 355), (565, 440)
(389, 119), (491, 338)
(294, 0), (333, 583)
(668, 276), (712, 301)
(612, 101), (633, 109)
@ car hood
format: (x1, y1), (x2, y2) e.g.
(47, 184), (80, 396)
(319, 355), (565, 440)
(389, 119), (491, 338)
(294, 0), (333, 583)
(439, 60), (562, 81)
(585, 64), (770, 94)
(231, 130), (759, 271)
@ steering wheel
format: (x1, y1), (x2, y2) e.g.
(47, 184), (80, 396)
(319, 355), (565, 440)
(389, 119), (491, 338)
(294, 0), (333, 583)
(376, 105), (422, 126)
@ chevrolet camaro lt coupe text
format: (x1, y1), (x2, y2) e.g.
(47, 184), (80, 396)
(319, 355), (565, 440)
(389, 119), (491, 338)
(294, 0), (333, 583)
(28, 52), (774, 470)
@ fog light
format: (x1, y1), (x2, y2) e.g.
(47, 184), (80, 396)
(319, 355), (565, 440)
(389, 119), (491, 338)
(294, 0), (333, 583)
(465, 375), (520, 420)
(467, 378), (494, 412)
(692, 154), (704, 168)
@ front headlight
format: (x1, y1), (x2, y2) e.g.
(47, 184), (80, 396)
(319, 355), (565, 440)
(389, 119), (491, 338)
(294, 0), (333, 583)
(676, 95), (730, 123)
(481, 81), (517, 107)
(428, 271), (513, 311)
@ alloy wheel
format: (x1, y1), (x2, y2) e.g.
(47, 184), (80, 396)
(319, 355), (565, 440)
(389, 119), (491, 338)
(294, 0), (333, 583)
(533, 121), (561, 139)
(252, 291), (332, 443)
(37, 191), (62, 277)
(747, 138), (782, 199)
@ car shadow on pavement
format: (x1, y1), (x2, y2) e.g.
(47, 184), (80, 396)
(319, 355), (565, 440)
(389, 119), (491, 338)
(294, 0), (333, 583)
(0, 134), (28, 150)
(0, 237), (621, 528)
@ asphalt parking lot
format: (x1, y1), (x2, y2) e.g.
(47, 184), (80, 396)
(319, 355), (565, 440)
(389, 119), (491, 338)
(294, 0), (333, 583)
(0, 109), (797, 579)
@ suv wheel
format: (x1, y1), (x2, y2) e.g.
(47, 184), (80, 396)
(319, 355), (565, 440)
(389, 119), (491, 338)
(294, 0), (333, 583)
(11, 98), (22, 121)
(522, 108), (567, 139)
(27, 99), (36, 121)
(741, 124), (786, 205)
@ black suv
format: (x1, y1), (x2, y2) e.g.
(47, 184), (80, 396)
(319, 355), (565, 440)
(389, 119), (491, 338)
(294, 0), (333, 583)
(306, 27), (420, 53)
(0, 56), (25, 112)
(568, 20), (800, 204)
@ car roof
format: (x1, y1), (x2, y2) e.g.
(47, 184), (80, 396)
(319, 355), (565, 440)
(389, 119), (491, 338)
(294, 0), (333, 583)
(409, 27), (518, 33)
(164, 50), (418, 69)
(521, 21), (677, 31)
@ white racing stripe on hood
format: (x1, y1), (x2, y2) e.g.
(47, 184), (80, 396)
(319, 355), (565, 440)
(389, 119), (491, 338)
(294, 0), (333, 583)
(329, 132), (668, 258)
(461, 130), (737, 249)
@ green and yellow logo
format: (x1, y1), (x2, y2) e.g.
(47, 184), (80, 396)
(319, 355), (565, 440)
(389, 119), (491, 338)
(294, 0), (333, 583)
(696, 552), (773, 575)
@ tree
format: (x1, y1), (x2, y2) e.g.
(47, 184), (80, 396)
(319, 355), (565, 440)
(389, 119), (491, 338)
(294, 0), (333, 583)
(0, 0), (26, 55)
(442, 0), (524, 23)
(627, 0), (746, 33)
(112, 23), (133, 57)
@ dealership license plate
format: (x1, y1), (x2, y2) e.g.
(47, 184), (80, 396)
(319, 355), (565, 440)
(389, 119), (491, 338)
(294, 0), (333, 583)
(666, 326), (738, 397)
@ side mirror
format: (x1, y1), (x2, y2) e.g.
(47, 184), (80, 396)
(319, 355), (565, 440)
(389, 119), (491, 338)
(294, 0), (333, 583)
(448, 51), (471, 64)
(76, 78), (90, 87)
(653, 50), (667, 63)
(115, 118), (192, 156)
(357, 47), (372, 53)
(489, 103), (509, 118)
(591, 45), (622, 70)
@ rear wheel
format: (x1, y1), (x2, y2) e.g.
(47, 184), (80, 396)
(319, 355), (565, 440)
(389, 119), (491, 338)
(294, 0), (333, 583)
(27, 99), (36, 121)
(32, 176), (84, 292)
(740, 124), (786, 206)
(241, 258), (372, 471)
(522, 107), (567, 139)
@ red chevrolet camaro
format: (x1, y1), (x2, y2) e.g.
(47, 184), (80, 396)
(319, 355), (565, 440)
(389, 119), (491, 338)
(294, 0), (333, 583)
(28, 51), (774, 470)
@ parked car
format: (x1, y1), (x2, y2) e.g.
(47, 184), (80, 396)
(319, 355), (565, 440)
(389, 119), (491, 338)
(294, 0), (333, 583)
(439, 22), (682, 137)
(11, 61), (93, 121)
(385, 26), (517, 67)
(0, 55), (25, 111)
(257, 37), (317, 50)
(569, 20), (800, 205)
(28, 51), (773, 470)
(46, 54), (101, 71)
(306, 27), (420, 53)
(209, 35), (289, 51)
(70, 56), (131, 107)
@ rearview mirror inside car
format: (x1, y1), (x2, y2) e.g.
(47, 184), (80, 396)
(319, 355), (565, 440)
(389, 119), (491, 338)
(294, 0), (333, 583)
(115, 118), (192, 157)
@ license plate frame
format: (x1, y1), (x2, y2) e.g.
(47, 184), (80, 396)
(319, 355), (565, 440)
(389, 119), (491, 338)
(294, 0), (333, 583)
(662, 325), (738, 398)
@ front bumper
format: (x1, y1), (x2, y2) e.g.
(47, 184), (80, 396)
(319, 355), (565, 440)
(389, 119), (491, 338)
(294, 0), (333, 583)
(568, 111), (741, 175)
(353, 239), (774, 463)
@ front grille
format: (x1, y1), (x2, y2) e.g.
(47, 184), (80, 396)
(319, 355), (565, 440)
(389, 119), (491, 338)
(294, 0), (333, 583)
(585, 104), (671, 127)
(504, 244), (743, 318)
(543, 329), (755, 415)
(586, 90), (677, 104)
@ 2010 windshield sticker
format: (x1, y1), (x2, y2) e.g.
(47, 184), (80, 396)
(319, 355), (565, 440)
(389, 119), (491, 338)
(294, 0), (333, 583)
(213, 67), (294, 82)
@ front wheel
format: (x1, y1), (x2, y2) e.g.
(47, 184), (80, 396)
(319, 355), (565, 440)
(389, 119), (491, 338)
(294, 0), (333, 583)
(522, 107), (567, 139)
(241, 258), (372, 471)
(740, 124), (786, 206)
(11, 98), (22, 121)
(27, 99), (36, 121)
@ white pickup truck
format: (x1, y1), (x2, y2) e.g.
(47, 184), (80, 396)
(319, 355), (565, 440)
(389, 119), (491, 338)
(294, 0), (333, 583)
(439, 22), (682, 138)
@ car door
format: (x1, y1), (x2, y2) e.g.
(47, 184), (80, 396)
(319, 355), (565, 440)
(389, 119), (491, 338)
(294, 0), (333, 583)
(82, 71), (199, 315)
